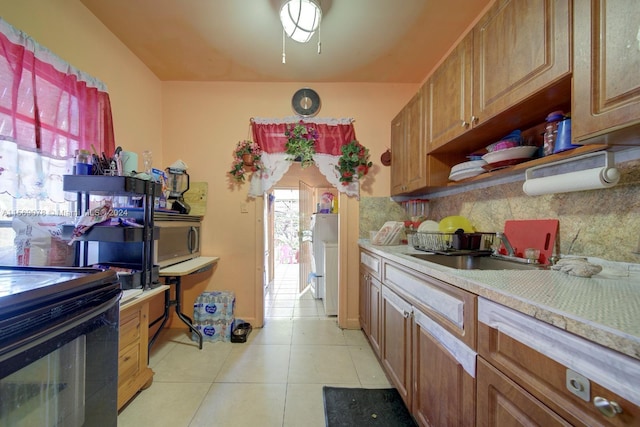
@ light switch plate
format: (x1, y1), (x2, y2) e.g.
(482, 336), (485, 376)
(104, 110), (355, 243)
(566, 369), (590, 401)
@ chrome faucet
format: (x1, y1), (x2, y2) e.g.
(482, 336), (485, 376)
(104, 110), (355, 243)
(495, 232), (516, 257)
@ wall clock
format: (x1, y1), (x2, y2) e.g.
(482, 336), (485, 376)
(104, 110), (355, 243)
(292, 88), (321, 117)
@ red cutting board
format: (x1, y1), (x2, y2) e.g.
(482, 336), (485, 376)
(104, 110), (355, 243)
(501, 219), (559, 264)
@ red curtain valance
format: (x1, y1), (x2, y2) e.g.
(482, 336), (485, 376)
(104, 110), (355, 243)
(251, 121), (356, 155)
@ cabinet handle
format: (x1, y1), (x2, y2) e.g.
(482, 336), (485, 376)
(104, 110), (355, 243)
(593, 396), (623, 417)
(460, 120), (469, 128)
(471, 115), (479, 125)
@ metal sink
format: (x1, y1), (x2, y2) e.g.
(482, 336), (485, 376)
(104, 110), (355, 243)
(409, 253), (545, 271)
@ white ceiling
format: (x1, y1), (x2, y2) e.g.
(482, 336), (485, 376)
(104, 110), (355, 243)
(80, 0), (491, 83)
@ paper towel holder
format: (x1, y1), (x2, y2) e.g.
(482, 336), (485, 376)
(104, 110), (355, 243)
(523, 150), (620, 195)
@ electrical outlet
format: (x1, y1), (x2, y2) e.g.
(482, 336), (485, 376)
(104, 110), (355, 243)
(240, 203), (248, 213)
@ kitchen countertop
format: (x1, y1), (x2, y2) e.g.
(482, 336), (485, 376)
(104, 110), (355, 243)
(359, 240), (640, 362)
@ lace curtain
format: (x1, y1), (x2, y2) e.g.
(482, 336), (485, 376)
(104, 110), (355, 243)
(0, 18), (115, 202)
(249, 117), (360, 198)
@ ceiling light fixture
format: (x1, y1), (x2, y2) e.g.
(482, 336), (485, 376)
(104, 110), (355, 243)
(280, 0), (322, 64)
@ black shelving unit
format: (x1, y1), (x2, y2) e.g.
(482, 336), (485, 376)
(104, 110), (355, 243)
(63, 175), (162, 289)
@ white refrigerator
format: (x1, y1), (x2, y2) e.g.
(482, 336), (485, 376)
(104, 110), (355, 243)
(310, 214), (338, 311)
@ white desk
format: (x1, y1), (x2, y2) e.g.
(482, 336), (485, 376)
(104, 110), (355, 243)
(149, 256), (219, 350)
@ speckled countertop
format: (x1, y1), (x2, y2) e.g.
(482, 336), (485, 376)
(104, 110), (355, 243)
(359, 241), (640, 362)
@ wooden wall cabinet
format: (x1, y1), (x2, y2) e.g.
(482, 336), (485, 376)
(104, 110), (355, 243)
(393, 0), (574, 194)
(390, 89), (428, 195)
(427, 32), (474, 152)
(573, 1), (640, 146)
(472, 0), (571, 127)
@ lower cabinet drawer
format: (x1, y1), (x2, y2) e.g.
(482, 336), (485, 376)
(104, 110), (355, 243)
(118, 342), (141, 383)
(119, 307), (141, 350)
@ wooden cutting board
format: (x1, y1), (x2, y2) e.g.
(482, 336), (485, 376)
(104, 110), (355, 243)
(501, 219), (559, 264)
(183, 182), (208, 216)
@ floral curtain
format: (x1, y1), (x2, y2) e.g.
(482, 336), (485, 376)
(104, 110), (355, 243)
(249, 117), (360, 198)
(0, 18), (115, 202)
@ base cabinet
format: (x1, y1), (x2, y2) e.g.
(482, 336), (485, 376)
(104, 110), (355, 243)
(373, 257), (477, 427)
(413, 310), (476, 427)
(477, 357), (571, 427)
(478, 298), (640, 426)
(380, 285), (413, 406)
(118, 290), (162, 410)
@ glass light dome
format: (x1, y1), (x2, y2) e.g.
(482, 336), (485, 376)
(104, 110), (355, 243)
(280, 0), (322, 43)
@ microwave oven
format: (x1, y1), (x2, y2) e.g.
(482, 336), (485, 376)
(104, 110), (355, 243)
(153, 220), (201, 267)
(96, 218), (201, 269)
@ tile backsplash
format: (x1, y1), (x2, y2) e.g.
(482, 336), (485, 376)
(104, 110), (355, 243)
(361, 157), (640, 263)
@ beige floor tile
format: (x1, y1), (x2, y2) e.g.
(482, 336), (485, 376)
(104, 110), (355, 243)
(292, 318), (345, 345)
(267, 298), (297, 308)
(293, 306), (319, 317)
(288, 345), (359, 384)
(294, 298), (320, 308)
(343, 328), (369, 347)
(189, 383), (287, 427)
(250, 319), (293, 345)
(266, 307), (294, 318)
(149, 328), (191, 367)
(215, 344), (291, 383)
(282, 383), (327, 427)
(117, 382), (210, 427)
(152, 340), (232, 383)
(348, 346), (392, 386)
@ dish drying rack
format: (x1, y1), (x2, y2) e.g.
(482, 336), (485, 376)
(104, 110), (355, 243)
(411, 231), (497, 255)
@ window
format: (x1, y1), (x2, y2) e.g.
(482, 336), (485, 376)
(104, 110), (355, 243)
(0, 18), (115, 266)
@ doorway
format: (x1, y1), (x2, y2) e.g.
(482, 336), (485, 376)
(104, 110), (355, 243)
(264, 187), (326, 318)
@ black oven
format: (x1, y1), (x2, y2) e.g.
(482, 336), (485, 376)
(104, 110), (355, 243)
(0, 266), (121, 427)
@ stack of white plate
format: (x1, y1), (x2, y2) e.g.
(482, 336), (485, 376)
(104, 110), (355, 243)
(448, 159), (487, 181)
(481, 145), (538, 171)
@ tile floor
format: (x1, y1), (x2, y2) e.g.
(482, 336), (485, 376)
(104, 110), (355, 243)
(117, 263), (391, 427)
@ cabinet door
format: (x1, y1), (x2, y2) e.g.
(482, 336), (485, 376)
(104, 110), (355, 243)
(473, 0), (571, 124)
(359, 270), (370, 336)
(390, 109), (407, 195)
(477, 357), (572, 427)
(405, 89), (427, 192)
(428, 33), (473, 151)
(118, 302), (153, 410)
(413, 310), (476, 427)
(573, 1), (640, 144)
(368, 275), (382, 358)
(381, 285), (412, 406)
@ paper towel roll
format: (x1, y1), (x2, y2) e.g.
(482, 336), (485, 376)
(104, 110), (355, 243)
(522, 166), (620, 196)
(121, 151), (138, 175)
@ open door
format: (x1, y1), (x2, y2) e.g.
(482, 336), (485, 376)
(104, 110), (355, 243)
(298, 180), (314, 294)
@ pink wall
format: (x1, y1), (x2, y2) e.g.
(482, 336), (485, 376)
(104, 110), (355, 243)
(162, 82), (417, 325)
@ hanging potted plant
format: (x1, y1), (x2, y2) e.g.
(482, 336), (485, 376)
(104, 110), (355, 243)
(335, 140), (373, 185)
(284, 121), (318, 168)
(229, 140), (263, 182)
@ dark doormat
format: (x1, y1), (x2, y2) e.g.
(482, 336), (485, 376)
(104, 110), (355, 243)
(323, 386), (418, 427)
